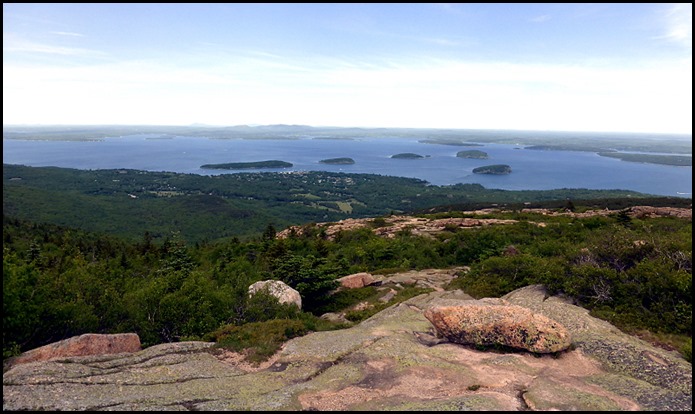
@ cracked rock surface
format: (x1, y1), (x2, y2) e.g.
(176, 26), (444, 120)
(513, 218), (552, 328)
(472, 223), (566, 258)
(3, 285), (691, 411)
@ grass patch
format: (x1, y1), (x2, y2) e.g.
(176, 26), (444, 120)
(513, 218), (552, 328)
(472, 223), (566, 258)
(336, 201), (353, 213)
(208, 319), (307, 363)
(313, 286), (379, 315)
(292, 193), (321, 200)
(372, 266), (410, 275)
(625, 329), (692, 363)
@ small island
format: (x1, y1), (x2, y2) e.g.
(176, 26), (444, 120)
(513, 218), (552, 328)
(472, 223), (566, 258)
(200, 160), (293, 169)
(319, 157), (356, 165)
(456, 150), (489, 159)
(391, 153), (425, 159)
(472, 164), (512, 175)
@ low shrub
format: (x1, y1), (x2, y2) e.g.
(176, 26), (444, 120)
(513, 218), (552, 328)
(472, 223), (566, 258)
(208, 319), (308, 363)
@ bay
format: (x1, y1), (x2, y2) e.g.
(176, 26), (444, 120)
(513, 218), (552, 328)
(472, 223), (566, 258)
(3, 135), (692, 198)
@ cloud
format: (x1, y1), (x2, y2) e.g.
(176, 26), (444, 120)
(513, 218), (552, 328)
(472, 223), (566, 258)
(2, 52), (691, 133)
(3, 33), (105, 57)
(4, 41), (97, 56)
(50, 31), (84, 37)
(655, 3), (692, 48)
(529, 14), (551, 23)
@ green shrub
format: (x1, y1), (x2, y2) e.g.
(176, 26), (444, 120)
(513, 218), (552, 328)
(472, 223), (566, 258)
(680, 338), (692, 363)
(312, 286), (378, 315)
(270, 254), (340, 313)
(242, 289), (302, 324)
(449, 230), (505, 264)
(369, 217), (388, 228)
(447, 255), (563, 298)
(371, 267), (410, 275)
(209, 319), (308, 363)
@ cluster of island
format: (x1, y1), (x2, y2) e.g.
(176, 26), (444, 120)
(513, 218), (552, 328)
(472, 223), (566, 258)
(200, 149), (512, 175)
(5, 124), (690, 167)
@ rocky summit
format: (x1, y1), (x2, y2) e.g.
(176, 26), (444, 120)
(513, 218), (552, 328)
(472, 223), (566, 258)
(3, 285), (691, 411)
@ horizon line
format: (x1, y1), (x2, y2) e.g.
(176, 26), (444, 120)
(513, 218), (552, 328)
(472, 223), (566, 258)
(2, 123), (692, 137)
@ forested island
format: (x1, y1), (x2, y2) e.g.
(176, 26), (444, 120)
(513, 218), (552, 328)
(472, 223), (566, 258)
(200, 160), (293, 169)
(472, 164), (512, 174)
(456, 150), (489, 159)
(391, 153), (425, 159)
(319, 157), (355, 165)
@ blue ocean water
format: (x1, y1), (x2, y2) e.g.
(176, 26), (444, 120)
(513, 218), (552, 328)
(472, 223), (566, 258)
(3, 135), (692, 198)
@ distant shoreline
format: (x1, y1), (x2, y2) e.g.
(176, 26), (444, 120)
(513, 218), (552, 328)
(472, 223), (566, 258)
(3, 127), (690, 198)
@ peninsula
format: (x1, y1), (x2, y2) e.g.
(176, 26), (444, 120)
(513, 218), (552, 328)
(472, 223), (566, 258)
(200, 160), (293, 169)
(597, 152), (692, 166)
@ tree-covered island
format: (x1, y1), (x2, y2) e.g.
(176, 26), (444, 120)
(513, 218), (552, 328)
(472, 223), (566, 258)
(319, 157), (356, 165)
(200, 160), (293, 169)
(472, 164), (512, 174)
(391, 153), (426, 159)
(457, 150), (489, 159)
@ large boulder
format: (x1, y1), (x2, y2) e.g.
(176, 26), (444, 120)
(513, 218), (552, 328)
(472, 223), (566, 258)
(6, 333), (141, 367)
(337, 272), (375, 289)
(424, 298), (571, 353)
(248, 280), (302, 309)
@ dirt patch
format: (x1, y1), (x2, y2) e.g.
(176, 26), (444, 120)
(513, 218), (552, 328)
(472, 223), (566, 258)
(210, 347), (283, 373)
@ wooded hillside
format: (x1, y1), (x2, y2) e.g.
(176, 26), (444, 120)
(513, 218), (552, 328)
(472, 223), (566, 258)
(4, 201), (691, 363)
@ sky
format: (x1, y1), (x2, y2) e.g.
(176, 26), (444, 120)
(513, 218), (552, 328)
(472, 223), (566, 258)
(3, 3), (692, 134)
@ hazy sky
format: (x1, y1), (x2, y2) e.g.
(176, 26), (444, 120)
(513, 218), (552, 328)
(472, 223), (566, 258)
(3, 3), (692, 134)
